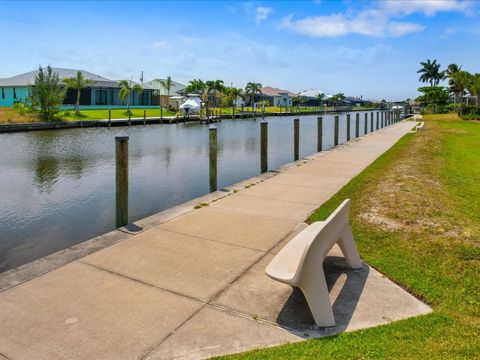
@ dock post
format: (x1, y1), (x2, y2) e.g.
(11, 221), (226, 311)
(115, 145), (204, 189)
(356, 113), (360, 138)
(346, 114), (351, 141)
(370, 112), (374, 132)
(160, 107), (163, 122)
(317, 116), (323, 152)
(364, 113), (368, 134)
(260, 120), (268, 173)
(108, 109), (111, 126)
(209, 125), (217, 192)
(294, 118), (300, 161)
(115, 132), (129, 228)
(128, 111), (131, 126)
(334, 115), (339, 146)
(376, 111), (379, 130)
(143, 110), (146, 124)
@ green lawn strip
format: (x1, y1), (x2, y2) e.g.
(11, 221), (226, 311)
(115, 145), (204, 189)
(224, 114), (479, 359)
(60, 108), (176, 121)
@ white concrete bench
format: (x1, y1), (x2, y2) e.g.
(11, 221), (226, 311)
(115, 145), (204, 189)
(265, 199), (362, 327)
(416, 121), (425, 131)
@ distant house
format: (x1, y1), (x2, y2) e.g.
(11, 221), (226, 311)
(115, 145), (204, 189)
(260, 86), (297, 107)
(344, 96), (369, 107)
(143, 79), (186, 108)
(298, 89), (332, 105)
(0, 68), (155, 107)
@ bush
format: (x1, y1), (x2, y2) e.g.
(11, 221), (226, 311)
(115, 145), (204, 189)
(461, 105), (477, 115)
(12, 102), (26, 115)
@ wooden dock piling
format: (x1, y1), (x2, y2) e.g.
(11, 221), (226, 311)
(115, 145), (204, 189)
(294, 118), (299, 161)
(317, 117), (323, 152)
(209, 126), (217, 192)
(261, 121), (268, 173)
(115, 133), (129, 228)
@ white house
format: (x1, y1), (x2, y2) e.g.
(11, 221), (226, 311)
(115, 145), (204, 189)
(260, 86), (297, 107)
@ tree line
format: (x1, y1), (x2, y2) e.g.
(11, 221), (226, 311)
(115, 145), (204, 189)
(417, 59), (480, 117)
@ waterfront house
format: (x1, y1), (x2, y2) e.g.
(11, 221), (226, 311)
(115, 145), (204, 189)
(0, 68), (155, 108)
(260, 86), (297, 107)
(143, 79), (186, 108)
(298, 89), (332, 105)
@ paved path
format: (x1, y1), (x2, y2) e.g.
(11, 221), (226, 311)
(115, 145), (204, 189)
(0, 120), (431, 360)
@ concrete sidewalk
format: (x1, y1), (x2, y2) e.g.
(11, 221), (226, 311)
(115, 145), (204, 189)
(0, 120), (431, 360)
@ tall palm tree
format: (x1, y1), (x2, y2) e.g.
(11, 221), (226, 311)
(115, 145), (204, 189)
(444, 63), (462, 104)
(118, 80), (143, 115)
(209, 80), (225, 107)
(227, 87), (244, 115)
(449, 71), (470, 116)
(185, 79), (206, 94)
(63, 71), (94, 116)
(417, 59), (443, 86)
(467, 73), (480, 111)
(245, 82), (262, 107)
(316, 93), (326, 108)
(330, 93), (345, 109)
(158, 76), (173, 107)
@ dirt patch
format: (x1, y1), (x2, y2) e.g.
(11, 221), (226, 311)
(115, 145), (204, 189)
(355, 121), (478, 242)
(0, 107), (39, 124)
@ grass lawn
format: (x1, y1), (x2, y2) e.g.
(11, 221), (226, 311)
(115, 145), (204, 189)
(60, 108), (177, 121)
(225, 114), (479, 359)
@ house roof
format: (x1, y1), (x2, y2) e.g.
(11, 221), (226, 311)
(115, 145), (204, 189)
(260, 86), (297, 97)
(298, 89), (332, 99)
(0, 68), (119, 88)
(143, 79), (186, 95)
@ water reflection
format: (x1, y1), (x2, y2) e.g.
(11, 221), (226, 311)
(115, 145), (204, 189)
(0, 112), (374, 271)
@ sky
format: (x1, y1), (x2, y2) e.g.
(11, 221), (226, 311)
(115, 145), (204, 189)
(0, 0), (479, 100)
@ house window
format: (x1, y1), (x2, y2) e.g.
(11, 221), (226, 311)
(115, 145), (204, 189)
(139, 91), (150, 105)
(13, 88), (16, 99)
(1, 88), (4, 99)
(95, 89), (107, 105)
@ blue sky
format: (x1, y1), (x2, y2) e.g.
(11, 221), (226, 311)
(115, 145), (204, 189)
(0, 0), (479, 100)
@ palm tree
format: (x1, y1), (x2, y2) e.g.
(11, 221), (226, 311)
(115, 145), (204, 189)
(185, 79), (206, 94)
(330, 93), (345, 109)
(444, 63), (462, 104)
(63, 71), (94, 116)
(467, 73), (480, 111)
(316, 93), (326, 109)
(417, 59), (443, 87)
(158, 76), (173, 107)
(450, 71), (470, 115)
(208, 80), (225, 107)
(245, 82), (262, 107)
(226, 87), (244, 115)
(118, 80), (143, 115)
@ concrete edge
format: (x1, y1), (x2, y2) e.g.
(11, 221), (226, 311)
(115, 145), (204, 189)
(0, 121), (405, 292)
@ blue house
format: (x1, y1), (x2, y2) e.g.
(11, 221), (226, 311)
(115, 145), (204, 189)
(0, 68), (155, 108)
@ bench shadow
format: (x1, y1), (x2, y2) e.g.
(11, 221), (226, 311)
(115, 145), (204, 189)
(275, 255), (369, 337)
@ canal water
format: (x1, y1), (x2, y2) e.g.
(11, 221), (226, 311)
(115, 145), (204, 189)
(0, 111), (377, 272)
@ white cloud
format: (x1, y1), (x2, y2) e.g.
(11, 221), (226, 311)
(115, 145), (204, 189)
(280, 0), (472, 38)
(151, 40), (170, 51)
(387, 21), (425, 37)
(255, 6), (272, 23)
(380, 0), (472, 17)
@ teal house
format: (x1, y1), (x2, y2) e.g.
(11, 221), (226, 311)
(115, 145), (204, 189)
(0, 68), (155, 108)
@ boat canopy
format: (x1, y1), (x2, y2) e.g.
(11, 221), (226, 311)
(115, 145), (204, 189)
(179, 96), (202, 113)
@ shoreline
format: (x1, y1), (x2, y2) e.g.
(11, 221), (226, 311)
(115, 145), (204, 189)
(0, 108), (382, 134)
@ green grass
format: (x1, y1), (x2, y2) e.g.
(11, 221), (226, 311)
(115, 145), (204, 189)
(224, 114), (480, 359)
(60, 108), (177, 121)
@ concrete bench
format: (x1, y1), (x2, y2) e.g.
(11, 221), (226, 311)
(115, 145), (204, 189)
(416, 121), (425, 131)
(265, 199), (362, 327)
